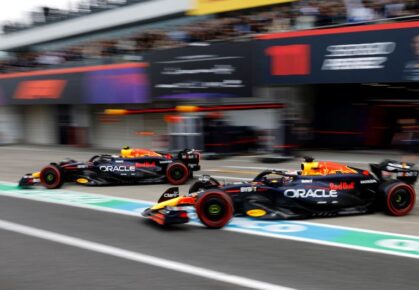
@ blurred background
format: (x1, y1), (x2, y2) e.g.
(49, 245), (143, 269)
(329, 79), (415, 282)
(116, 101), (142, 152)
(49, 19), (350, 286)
(0, 0), (418, 156)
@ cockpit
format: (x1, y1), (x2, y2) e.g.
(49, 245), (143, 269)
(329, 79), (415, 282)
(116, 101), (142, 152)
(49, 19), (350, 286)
(253, 170), (295, 187)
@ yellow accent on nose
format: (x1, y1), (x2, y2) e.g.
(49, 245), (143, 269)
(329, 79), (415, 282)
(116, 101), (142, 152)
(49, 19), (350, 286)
(32, 172), (41, 178)
(151, 196), (183, 210)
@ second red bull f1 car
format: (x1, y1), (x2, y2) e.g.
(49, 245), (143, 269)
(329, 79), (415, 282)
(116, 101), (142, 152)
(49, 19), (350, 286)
(19, 147), (200, 189)
(143, 158), (418, 229)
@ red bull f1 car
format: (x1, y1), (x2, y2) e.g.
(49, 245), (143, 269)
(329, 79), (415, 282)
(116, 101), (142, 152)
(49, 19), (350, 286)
(143, 158), (418, 229)
(19, 147), (200, 189)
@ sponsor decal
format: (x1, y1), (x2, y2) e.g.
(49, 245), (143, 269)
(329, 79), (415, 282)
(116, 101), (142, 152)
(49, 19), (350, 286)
(162, 65), (235, 75)
(329, 182), (355, 191)
(322, 42), (396, 71)
(156, 80), (244, 89)
(150, 42), (252, 100)
(360, 179), (378, 184)
(397, 171), (418, 177)
(301, 179), (313, 184)
(240, 186), (257, 193)
(163, 192), (178, 198)
(99, 165), (135, 172)
(387, 162), (410, 169)
(135, 162), (156, 168)
(246, 209), (267, 217)
(284, 189), (338, 198)
(159, 160), (173, 164)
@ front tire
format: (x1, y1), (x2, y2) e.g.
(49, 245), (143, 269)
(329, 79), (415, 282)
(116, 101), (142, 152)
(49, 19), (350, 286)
(195, 190), (234, 229)
(40, 164), (64, 189)
(381, 181), (416, 216)
(166, 162), (190, 185)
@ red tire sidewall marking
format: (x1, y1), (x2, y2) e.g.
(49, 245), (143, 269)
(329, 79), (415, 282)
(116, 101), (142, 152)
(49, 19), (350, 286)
(166, 162), (189, 185)
(386, 183), (416, 216)
(195, 191), (234, 228)
(40, 165), (62, 189)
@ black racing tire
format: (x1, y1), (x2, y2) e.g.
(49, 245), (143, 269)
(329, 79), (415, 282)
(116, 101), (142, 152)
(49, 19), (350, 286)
(40, 164), (64, 189)
(381, 181), (416, 216)
(189, 178), (220, 194)
(166, 162), (190, 185)
(195, 190), (234, 229)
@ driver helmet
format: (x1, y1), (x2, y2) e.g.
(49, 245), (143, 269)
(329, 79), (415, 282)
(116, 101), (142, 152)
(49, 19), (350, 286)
(121, 146), (132, 158)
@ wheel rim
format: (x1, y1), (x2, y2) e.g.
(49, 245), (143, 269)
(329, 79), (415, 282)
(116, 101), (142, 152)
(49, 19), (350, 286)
(44, 171), (57, 185)
(203, 198), (226, 222)
(390, 188), (411, 210)
(170, 167), (184, 181)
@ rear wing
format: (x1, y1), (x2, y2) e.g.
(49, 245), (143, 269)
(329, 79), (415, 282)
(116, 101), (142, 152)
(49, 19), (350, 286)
(370, 160), (419, 185)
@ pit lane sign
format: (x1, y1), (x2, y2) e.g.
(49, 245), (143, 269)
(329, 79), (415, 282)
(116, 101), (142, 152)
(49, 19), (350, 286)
(148, 42), (252, 100)
(0, 181), (418, 259)
(255, 21), (419, 85)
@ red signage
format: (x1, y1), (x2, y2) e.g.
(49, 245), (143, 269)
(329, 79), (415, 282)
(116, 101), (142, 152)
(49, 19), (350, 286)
(14, 80), (67, 100)
(265, 44), (311, 76)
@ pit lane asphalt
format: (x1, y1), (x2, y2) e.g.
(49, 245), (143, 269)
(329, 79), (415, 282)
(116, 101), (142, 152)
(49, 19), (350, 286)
(0, 145), (419, 289)
(1, 195), (419, 290)
(1, 145), (418, 235)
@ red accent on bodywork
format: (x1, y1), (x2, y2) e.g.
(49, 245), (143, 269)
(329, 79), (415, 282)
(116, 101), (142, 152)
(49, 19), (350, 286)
(179, 212), (189, 219)
(177, 196), (196, 205)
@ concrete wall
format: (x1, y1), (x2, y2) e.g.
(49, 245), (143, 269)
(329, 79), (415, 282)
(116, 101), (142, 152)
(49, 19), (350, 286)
(90, 106), (167, 150)
(0, 106), (23, 144)
(23, 106), (58, 145)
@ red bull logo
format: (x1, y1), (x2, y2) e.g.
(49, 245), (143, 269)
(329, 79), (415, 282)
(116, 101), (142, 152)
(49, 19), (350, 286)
(135, 162), (156, 168)
(330, 182), (355, 191)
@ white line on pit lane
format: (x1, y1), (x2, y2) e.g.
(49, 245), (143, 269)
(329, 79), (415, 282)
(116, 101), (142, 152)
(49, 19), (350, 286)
(0, 219), (295, 290)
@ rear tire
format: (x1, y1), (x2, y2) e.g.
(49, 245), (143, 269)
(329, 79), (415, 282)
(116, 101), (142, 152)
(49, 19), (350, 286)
(40, 164), (64, 189)
(381, 181), (416, 216)
(195, 190), (234, 229)
(166, 162), (190, 185)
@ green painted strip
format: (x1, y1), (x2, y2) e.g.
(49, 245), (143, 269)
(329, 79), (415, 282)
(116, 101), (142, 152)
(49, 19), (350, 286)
(1, 182), (419, 259)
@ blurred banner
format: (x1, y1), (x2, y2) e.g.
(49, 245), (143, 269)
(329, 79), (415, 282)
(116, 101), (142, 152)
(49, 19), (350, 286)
(0, 63), (150, 105)
(188, 0), (294, 15)
(148, 42), (253, 100)
(255, 21), (419, 85)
